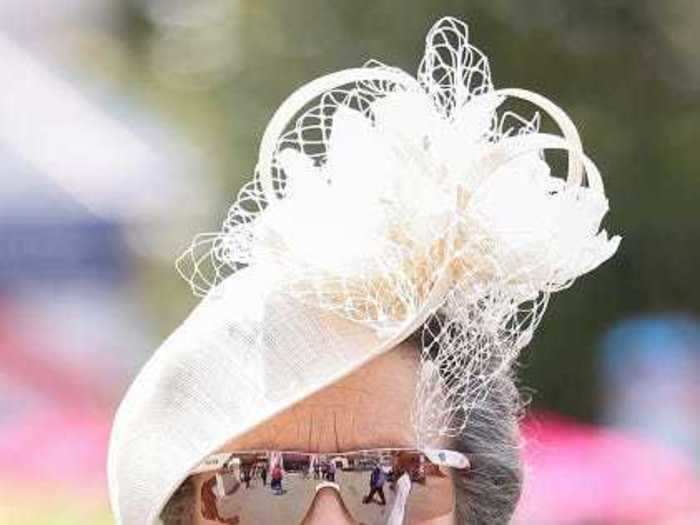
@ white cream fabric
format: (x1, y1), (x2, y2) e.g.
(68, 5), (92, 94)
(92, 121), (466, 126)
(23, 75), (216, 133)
(108, 16), (619, 524)
(108, 267), (427, 524)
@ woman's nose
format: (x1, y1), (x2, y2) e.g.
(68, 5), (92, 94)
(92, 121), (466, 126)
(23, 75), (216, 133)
(299, 485), (358, 525)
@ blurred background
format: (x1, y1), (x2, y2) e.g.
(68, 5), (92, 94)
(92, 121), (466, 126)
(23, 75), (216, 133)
(0, 1), (698, 524)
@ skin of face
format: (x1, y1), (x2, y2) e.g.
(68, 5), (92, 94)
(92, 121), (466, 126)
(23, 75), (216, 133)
(191, 341), (456, 525)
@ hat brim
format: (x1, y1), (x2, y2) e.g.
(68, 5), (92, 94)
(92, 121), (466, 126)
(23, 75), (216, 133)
(107, 266), (441, 524)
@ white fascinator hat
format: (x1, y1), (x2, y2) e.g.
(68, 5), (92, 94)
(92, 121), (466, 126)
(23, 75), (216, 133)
(108, 17), (619, 525)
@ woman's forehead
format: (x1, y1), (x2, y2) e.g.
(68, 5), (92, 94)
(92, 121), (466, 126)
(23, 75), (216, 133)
(217, 342), (421, 453)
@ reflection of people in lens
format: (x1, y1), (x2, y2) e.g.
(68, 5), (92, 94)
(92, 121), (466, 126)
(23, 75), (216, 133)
(241, 466), (251, 489)
(326, 460), (336, 482)
(271, 464), (284, 494)
(260, 465), (267, 486)
(362, 464), (387, 505)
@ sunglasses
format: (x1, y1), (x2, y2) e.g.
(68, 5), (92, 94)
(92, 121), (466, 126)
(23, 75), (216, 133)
(161, 448), (469, 525)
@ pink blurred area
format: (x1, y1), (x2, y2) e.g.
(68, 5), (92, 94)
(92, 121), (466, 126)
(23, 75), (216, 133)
(0, 303), (114, 488)
(0, 410), (110, 486)
(517, 413), (700, 525)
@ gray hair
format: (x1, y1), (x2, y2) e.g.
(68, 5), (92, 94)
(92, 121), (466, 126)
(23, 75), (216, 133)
(409, 324), (525, 525)
(451, 370), (524, 524)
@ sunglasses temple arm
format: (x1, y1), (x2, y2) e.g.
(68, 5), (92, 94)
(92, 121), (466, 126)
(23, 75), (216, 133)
(420, 448), (470, 469)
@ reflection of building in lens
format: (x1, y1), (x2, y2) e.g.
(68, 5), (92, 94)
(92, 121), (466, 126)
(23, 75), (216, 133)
(281, 452), (311, 473)
(329, 456), (350, 470)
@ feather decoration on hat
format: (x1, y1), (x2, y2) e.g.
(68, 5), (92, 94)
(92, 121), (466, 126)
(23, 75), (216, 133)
(177, 17), (620, 443)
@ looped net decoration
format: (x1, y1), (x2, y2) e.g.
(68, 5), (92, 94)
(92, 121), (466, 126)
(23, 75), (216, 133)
(177, 17), (619, 445)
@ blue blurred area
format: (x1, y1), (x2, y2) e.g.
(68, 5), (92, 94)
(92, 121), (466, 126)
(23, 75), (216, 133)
(0, 145), (126, 286)
(0, 221), (127, 286)
(601, 315), (700, 469)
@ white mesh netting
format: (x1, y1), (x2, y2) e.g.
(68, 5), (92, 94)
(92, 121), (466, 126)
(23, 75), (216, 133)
(176, 17), (619, 445)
